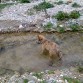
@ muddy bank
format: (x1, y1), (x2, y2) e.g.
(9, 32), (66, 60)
(0, 32), (83, 73)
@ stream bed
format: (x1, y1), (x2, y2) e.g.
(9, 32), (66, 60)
(0, 32), (83, 73)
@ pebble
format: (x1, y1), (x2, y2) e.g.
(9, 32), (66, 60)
(60, 74), (63, 77)
(65, 79), (68, 83)
(28, 80), (36, 83)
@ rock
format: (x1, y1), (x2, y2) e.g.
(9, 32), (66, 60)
(28, 80), (36, 83)
(38, 28), (44, 33)
(45, 70), (49, 74)
(22, 75), (38, 82)
(77, 16), (83, 26)
(64, 79), (68, 83)
(42, 18), (57, 28)
(38, 79), (43, 82)
(47, 77), (56, 83)
(19, 24), (24, 29)
(8, 75), (18, 83)
(60, 74), (63, 77)
(29, 72), (35, 75)
(56, 79), (63, 83)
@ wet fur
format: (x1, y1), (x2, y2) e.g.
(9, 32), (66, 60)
(37, 35), (62, 66)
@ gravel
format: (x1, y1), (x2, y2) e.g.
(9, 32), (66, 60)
(0, 0), (83, 32)
(0, 67), (83, 83)
(0, 0), (83, 23)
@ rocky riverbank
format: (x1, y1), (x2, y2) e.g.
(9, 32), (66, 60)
(0, 0), (83, 32)
(0, 67), (83, 83)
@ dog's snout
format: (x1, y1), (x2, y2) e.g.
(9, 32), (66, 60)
(36, 41), (41, 44)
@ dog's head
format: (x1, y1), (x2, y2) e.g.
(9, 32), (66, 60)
(37, 35), (46, 44)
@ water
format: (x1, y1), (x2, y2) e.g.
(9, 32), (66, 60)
(0, 32), (83, 72)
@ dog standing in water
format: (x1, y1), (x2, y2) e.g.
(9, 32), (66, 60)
(37, 35), (62, 66)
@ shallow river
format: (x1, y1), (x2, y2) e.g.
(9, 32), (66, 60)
(0, 32), (83, 73)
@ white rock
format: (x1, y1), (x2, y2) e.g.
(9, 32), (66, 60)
(38, 79), (43, 82)
(32, 76), (37, 80)
(29, 72), (34, 75)
(65, 79), (68, 83)
(48, 77), (56, 83)
(59, 25), (64, 27)
(60, 74), (63, 77)
(45, 70), (49, 73)
(19, 24), (24, 29)
(28, 80), (36, 83)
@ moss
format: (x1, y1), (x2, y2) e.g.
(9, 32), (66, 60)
(0, 3), (13, 11)
(40, 80), (47, 83)
(23, 79), (29, 83)
(63, 76), (82, 83)
(53, 11), (69, 21)
(34, 2), (54, 11)
(72, 3), (81, 8)
(69, 23), (80, 31)
(77, 66), (83, 73)
(19, 0), (30, 3)
(47, 70), (55, 74)
(32, 72), (43, 79)
(44, 22), (53, 31)
(70, 11), (80, 19)
(55, 1), (63, 5)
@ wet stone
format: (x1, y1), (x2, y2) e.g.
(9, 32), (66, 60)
(0, 43), (5, 53)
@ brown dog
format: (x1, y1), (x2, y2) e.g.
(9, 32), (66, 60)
(37, 35), (62, 66)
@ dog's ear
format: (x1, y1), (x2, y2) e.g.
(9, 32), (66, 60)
(37, 34), (46, 44)
(37, 35), (43, 41)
